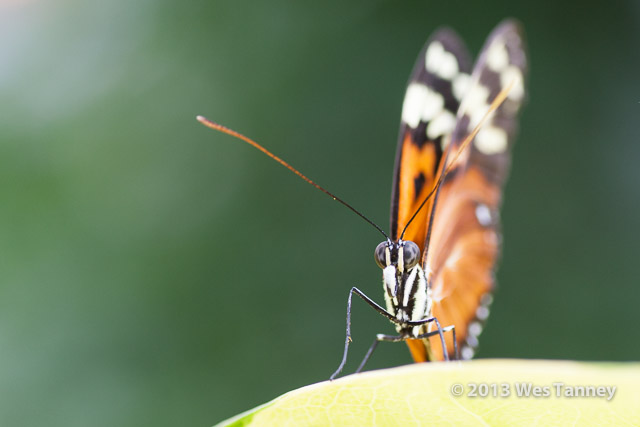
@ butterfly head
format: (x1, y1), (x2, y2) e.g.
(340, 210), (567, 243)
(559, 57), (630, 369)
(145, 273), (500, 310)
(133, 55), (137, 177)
(374, 239), (420, 271)
(374, 239), (420, 297)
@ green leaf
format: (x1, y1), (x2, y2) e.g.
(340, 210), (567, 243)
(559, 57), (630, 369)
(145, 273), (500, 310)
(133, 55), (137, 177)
(216, 359), (640, 426)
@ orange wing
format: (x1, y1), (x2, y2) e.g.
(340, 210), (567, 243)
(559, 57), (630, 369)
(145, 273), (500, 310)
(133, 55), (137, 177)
(424, 20), (528, 360)
(390, 28), (472, 244)
(389, 29), (472, 362)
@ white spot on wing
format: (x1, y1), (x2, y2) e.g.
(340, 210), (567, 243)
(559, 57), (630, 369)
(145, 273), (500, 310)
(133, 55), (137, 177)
(475, 203), (492, 226)
(468, 321), (483, 337)
(486, 40), (509, 71)
(452, 73), (471, 101)
(461, 83), (491, 130)
(461, 346), (475, 360)
(401, 84), (427, 128)
(476, 305), (490, 321)
(420, 90), (444, 122)
(425, 41), (459, 80)
(401, 83), (445, 128)
(475, 126), (508, 154)
(426, 110), (456, 140)
(466, 335), (479, 348)
(501, 65), (524, 102)
(480, 293), (494, 306)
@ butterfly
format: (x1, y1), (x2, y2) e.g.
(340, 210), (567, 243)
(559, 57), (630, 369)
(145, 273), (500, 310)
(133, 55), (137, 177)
(197, 19), (527, 379)
(358, 19), (527, 371)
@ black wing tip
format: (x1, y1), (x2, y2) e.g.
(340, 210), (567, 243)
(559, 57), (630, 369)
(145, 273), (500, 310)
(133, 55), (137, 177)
(425, 26), (470, 55)
(488, 19), (528, 51)
(492, 18), (525, 34)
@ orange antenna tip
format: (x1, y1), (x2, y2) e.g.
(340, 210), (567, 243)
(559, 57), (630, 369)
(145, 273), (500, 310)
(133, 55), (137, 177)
(197, 115), (218, 128)
(196, 115), (389, 239)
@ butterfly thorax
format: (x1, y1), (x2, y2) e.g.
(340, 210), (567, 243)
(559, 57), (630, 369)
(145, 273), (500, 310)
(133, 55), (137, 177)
(374, 240), (433, 336)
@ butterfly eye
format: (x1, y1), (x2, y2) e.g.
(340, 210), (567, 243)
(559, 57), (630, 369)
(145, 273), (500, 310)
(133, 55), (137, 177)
(374, 241), (389, 269)
(402, 241), (420, 269)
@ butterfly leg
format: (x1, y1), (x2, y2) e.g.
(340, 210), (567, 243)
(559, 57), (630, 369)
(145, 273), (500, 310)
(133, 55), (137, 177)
(452, 326), (458, 360)
(330, 287), (398, 380)
(406, 316), (450, 361)
(356, 323), (457, 373)
(355, 333), (406, 374)
(414, 324), (457, 361)
(408, 316), (459, 361)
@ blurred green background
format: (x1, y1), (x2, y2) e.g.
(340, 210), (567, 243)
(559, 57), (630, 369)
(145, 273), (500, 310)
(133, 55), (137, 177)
(1, 0), (638, 425)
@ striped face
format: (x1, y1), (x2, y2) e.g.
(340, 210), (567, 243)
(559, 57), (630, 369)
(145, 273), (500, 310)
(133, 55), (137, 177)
(385, 20), (527, 362)
(374, 240), (432, 338)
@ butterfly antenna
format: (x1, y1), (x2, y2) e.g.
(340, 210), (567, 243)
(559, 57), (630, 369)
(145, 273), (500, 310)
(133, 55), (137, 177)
(400, 77), (517, 240)
(197, 116), (389, 240)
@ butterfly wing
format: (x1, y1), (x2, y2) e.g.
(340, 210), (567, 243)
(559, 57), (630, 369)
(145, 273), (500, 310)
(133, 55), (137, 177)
(423, 20), (528, 360)
(390, 28), (472, 243)
(389, 29), (473, 362)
